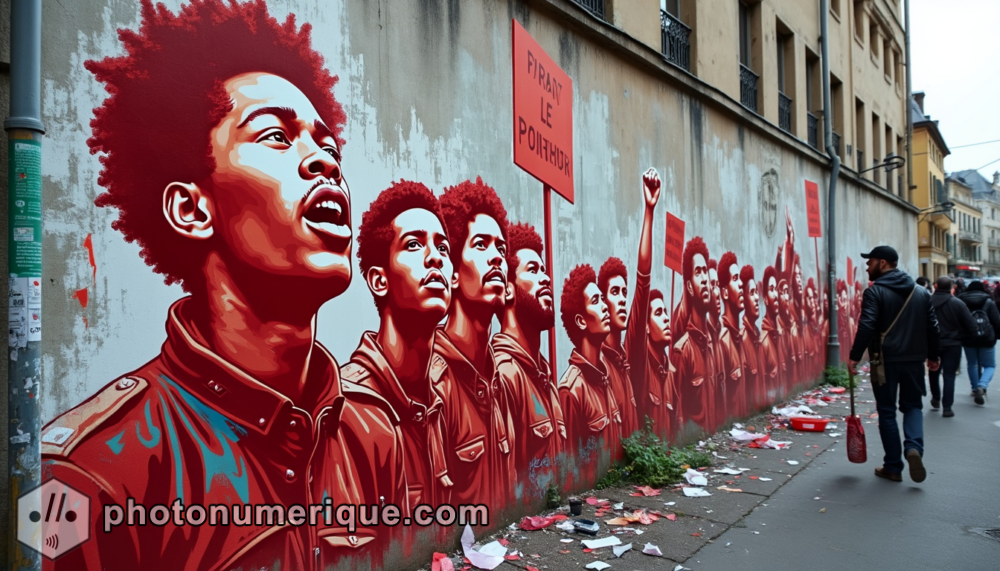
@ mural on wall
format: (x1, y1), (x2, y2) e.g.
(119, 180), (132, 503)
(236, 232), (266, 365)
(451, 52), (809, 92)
(35, 1), (837, 569)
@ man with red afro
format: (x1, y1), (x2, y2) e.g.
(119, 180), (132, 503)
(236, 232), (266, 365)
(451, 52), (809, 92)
(340, 181), (455, 512)
(718, 252), (746, 419)
(492, 222), (565, 503)
(558, 264), (622, 479)
(760, 266), (785, 401)
(804, 278), (822, 378)
(779, 278), (799, 394)
(645, 289), (678, 440)
(672, 237), (718, 432)
(598, 168), (661, 439)
(40, 2), (406, 569)
(740, 265), (765, 411)
(433, 177), (516, 509)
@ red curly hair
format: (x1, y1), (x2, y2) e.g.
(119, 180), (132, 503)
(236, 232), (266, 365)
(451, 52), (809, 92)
(598, 257), (628, 296)
(561, 264), (598, 348)
(439, 177), (509, 265)
(682, 237), (710, 285)
(357, 180), (445, 314)
(740, 264), (756, 297)
(650, 288), (664, 303)
(718, 251), (738, 288)
(87, 0), (345, 291)
(506, 222), (544, 281)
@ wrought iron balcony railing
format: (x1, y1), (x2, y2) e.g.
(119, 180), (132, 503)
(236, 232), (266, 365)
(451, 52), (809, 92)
(807, 112), (818, 149)
(572, 0), (605, 20)
(660, 10), (691, 72)
(740, 64), (758, 113)
(959, 230), (983, 244)
(778, 92), (792, 133)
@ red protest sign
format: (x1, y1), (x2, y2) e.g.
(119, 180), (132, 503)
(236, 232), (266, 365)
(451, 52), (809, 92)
(805, 180), (822, 237)
(512, 19), (574, 203)
(664, 213), (685, 273)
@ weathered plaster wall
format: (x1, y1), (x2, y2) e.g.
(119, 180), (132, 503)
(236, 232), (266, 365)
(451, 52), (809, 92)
(0, 0), (917, 567)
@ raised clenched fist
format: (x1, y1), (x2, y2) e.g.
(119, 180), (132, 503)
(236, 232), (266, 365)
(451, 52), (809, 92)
(643, 167), (661, 208)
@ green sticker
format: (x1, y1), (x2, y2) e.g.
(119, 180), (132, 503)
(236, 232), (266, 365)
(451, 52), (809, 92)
(8, 139), (42, 277)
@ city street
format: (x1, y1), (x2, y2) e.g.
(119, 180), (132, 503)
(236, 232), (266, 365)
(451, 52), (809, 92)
(691, 367), (1000, 570)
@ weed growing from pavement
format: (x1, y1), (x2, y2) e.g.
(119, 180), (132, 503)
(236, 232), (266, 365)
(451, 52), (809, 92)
(824, 365), (856, 388)
(596, 418), (713, 489)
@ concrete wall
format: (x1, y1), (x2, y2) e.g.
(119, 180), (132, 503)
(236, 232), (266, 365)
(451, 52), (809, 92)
(0, 0), (917, 568)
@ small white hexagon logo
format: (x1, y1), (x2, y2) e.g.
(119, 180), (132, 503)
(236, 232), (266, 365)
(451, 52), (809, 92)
(18, 478), (91, 560)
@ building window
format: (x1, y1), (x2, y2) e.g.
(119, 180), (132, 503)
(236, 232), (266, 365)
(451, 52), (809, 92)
(831, 0), (841, 18)
(871, 112), (881, 183)
(832, 76), (844, 156)
(738, 1), (759, 112)
(660, 0), (691, 71)
(854, 0), (865, 42)
(572, 0), (606, 20)
(805, 53), (819, 148)
(855, 98), (866, 171)
(777, 22), (793, 133)
(883, 38), (892, 79)
(870, 23), (880, 63)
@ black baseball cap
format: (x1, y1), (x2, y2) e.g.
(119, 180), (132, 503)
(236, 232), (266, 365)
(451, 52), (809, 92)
(860, 245), (898, 263)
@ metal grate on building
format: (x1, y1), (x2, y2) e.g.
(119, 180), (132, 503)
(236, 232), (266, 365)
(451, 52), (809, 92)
(660, 10), (691, 72)
(572, 0), (605, 20)
(740, 64), (758, 112)
(778, 93), (792, 133)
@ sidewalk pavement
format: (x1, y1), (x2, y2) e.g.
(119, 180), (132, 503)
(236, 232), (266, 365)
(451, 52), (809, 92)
(426, 364), (1000, 571)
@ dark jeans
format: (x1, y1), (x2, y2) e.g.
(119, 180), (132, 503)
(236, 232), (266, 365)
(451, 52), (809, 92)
(872, 360), (925, 473)
(928, 345), (962, 408)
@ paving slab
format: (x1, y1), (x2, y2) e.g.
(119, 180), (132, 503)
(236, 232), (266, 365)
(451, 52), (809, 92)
(658, 487), (766, 525)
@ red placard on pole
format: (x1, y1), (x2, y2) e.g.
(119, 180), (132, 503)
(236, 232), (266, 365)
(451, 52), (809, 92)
(805, 180), (822, 238)
(664, 213), (685, 274)
(512, 19), (574, 203)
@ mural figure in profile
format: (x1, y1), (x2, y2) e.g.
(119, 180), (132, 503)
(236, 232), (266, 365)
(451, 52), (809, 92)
(599, 168), (661, 439)
(341, 181), (454, 513)
(740, 265), (764, 411)
(433, 178), (516, 509)
(493, 222), (565, 502)
(718, 252), (746, 419)
(645, 288), (677, 440)
(558, 264), (621, 481)
(40, 2), (407, 569)
(672, 237), (717, 431)
(760, 265), (784, 401)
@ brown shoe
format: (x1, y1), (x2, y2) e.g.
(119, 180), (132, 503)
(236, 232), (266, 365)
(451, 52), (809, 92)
(874, 467), (902, 482)
(906, 449), (927, 483)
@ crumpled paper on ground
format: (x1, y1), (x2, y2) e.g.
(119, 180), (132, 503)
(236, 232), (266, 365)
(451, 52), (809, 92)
(773, 405), (816, 417)
(631, 485), (661, 496)
(613, 543), (632, 557)
(747, 435), (792, 449)
(431, 552), (455, 571)
(582, 536), (622, 549)
(605, 510), (659, 526)
(643, 542), (663, 556)
(682, 487), (711, 497)
(461, 524), (506, 570)
(730, 428), (769, 441)
(684, 468), (708, 486)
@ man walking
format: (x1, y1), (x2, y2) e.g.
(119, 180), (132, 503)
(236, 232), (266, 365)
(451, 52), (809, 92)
(928, 276), (977, 417)
(957, 280), (1000, 405)
(849, 246), (940, 484)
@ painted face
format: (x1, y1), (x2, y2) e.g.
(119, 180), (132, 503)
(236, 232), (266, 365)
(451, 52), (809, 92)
(453, 213), (508, 311)
(580, 282), (611, 336)
(513, 248), (555, 329)
(208, 72), (351, 290)
(605, 275), (629, 331)
(689, 254), (711, 311)
(724, 263), (744, 311)
(838, 288), (849, 312)
(765, 276), (779, 314)
(648, 298), (671, 345)
(779, 282), (791, 318)
(793, 262), (804, 295)
(383, 208), (453, 318)
(709, 268), (722, 316)
(805, 286), (817, 318)
(745, 279), (760, 320)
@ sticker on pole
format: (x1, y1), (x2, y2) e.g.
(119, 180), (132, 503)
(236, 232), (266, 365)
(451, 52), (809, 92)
(805, 180), (822, 238)
(18, 478), (91, 560)
(512, 19), (574, 203)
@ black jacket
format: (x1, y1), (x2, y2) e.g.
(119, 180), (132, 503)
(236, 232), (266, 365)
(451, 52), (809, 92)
(957, 290), (1000, 348)
(849, 269), (940, 363)
(930, 290), (977, 349)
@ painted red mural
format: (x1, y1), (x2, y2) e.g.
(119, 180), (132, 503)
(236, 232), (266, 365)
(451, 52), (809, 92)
(37, 1), (835, 569)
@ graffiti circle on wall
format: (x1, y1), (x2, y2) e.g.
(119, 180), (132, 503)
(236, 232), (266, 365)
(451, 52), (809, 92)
(759, 168), (779, 238)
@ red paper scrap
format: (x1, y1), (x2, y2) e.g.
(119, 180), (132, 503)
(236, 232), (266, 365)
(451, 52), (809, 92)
(431, 552), (455, 571)
(504, 554), (520, 561)
(498, 538), (509, 546)
(519, 514), (568, 531)
(632, 485), (662, 497)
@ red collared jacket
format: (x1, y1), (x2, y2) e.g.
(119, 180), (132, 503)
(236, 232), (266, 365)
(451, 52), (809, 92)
(40, 298), (407, 571)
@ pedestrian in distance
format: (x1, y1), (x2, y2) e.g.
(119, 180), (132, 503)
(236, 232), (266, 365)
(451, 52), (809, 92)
(849, 246), (940, 484)
(916, 276), (932, 292)
(957, 280), (1000, 405)
(928, 276), (977, 417)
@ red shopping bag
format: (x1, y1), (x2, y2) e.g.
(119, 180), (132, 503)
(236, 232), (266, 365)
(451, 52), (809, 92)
(846, 367), (867, 463)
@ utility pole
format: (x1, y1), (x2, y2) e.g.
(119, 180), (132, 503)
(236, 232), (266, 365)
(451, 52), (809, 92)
(820, 0), (841, 368)
(5, 1), (44, 569)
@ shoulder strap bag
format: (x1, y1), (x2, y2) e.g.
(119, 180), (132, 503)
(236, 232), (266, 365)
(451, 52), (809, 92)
(869, 286), (916, 387)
